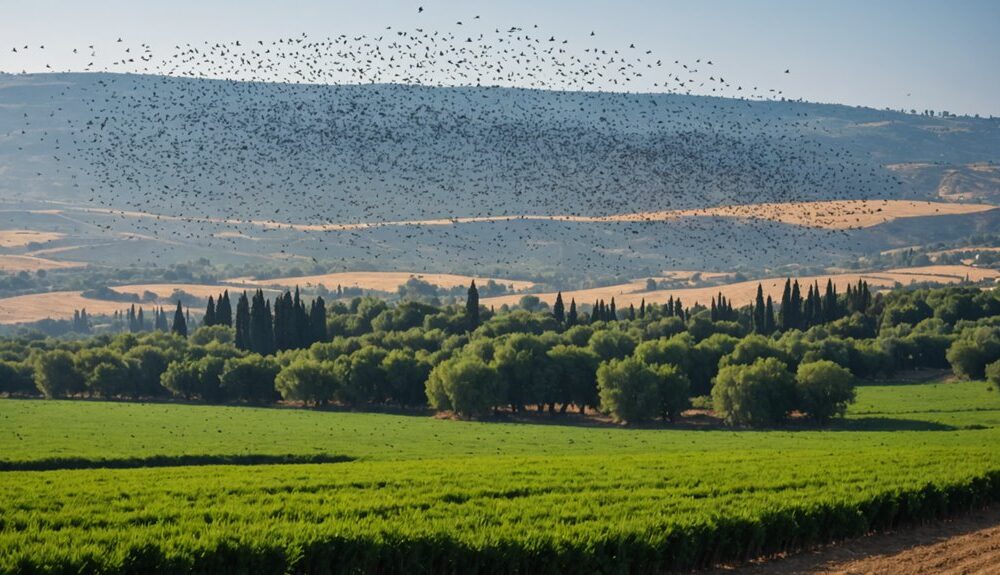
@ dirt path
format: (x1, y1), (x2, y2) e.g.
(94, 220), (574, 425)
(708, 508), (1000, 574)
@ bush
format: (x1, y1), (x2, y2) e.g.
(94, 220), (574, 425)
(597, 357), (660, 423)
(275, 358), (338, 405)
(425, 356), (503, 417)
(795, 360), (856, 422)
(986, 359), (1000, 391)
(712, 357), (795, 427)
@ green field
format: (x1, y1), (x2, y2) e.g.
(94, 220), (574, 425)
(2, 379), (1000, 573)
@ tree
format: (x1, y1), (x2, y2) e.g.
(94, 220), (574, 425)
(553, 292), (565, 324)
(567, 298), (578, 326)
(466, 281), (480, 330)
(309, 296), (327, 345)
(588, 330), (636, 361)
(712, 357), (795, 427)
(381, 349), (431, 406)
(34, 350), (84, 398)
(425, 355), (503, 417)
(249, 290), (274, 355)
(171, 301), (188, 337)
(795, 360), (856, 422)
(234, 292), (251, 351)
(597, 357), (660, 423)
(216, 291), (233, 327)
(0, 360), (36, 396)
(752, 284), (766, 333)
(123, 345), (171, 397)
(946, 327), (1000, 380)
(220, 355), (279, 403)
(654, 364), (690, 422)
(160, 357), (224, 401)
(546, 345), (600, 413)
(275, 358), (337, 405)
(203, 296), (217, 327)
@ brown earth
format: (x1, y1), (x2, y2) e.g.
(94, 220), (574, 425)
(706, 507), (1000, 575)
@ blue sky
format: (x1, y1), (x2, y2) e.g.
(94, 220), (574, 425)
(1, 0), (998, 116)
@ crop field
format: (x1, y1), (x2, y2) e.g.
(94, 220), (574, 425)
(1, 378), (999, 573)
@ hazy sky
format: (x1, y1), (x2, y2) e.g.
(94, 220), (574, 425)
(1, 0), (998, 116)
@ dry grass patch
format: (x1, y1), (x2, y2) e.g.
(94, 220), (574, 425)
(482, 265), (999, 309)
(0, 291), (128, 324)
(0, 230), (64, 248)
(0, 255), (84, 273)
(229, 271), (535, 293)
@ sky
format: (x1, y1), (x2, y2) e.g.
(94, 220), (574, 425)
(1, 0), (998, 116)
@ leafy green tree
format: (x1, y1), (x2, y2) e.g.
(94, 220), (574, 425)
(588, 330), (636, 361)
(190, 325), (235, 346)
(0, 360), (36, 395)
(597, 356), (660, 423)
(654, 363), (690, 422)
(712, 357), (795, 427)
(795, 360), (856, 422)
(947, 327), (1000, 380)
(546, 345), (600, 413)
(220, 355), (280, 403)
(338, 346), (389, 405)
(123, 345), (171, 397)
(425, 355), (502, 417)
(721, 334), (789, 368)
(493, 334), (550, 411)
(34, 350), (84, 398)
(381, 349), (431, 406)
(274, 358), (337, 405)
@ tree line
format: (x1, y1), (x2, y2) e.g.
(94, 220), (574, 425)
(2, 281), (998, 427)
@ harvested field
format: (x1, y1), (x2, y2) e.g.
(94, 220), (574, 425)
(0, 291), (130, 324)
(41, 199), (993, 233)
(481, 265), (999, 309)
(0, 230), (64, 248)
(0, 255), (84, 273)
(229, 271), (535, 292)
(108, 283), (280, 300)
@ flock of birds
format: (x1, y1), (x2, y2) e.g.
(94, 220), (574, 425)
(0, 10), (907, 276)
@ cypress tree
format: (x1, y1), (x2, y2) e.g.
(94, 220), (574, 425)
(309, 296), (327, 344)
(764, 296), (776, 334)
(667, 296), (675, 317)
(203, 296), (216, 327)
(710, 297), (718, 322)
(790, 280), (802, 330)
(609, 298), (617, 321)
(235, 292), (251, 351)
(674, 298), (683, 320)
(567, 298), (578, 326)
(779, 278), (793, 331)
(591, 300), (600, 324)
(249, 290), (270, 355)
(171, 301), (188, 337)
(465, 281), (480, 330)
(639, 298), (646, 319)
(137, 307), (145, 332)
(628, 303), (636, 320)
(217, 291), (233, 327)
(553, 292), (565, 324)
(753, 284), (766, 333)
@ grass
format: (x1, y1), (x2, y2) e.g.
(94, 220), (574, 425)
(1, 379), (999, 573)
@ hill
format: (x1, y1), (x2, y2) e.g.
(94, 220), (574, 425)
(1, 73), (999, 276)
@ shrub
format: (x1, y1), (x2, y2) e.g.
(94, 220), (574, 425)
(795, 360), (856, 422)
(597, 357), (660, 423)
(712, 357), (795, 427)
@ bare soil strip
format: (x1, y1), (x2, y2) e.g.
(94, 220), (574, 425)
(707, 507), (1000, 575)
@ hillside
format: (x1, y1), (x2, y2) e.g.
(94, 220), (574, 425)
(1, 73), (999, 276)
